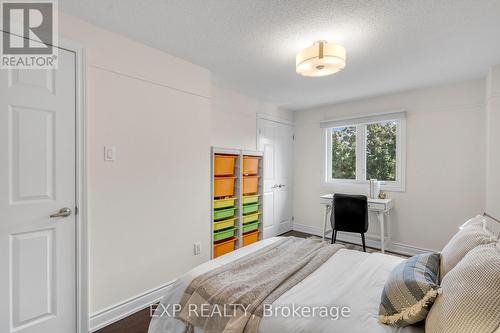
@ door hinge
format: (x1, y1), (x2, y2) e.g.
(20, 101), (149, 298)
(75, 206), (79, 215)
(292, 216), (295, 221)
(292, 135), (295, 140)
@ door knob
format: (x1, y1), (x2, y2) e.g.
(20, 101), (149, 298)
(272, 184), (279, 189)
(50, 207), (72, 218)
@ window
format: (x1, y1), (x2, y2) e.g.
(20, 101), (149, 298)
(323, 112), (406, 191)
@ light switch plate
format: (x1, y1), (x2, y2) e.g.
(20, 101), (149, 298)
(104, 146), (116, 161)
(194, 243), (201, 255)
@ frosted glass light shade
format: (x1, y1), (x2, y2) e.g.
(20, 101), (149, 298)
(296, 41), (346, 77)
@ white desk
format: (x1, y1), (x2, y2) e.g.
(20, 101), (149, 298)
(320, 194), (394, 253)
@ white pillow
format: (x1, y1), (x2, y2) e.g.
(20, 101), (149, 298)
(426, 243), (500, 333)
(440, 215), (496, 279)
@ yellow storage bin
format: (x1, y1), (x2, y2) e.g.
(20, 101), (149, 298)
(243, 212), (260, 224)
(213, 217), (237, 231)
(214, 197), (236, 209)
(242, 194), (260, 205)
(214, 155), (237, 176)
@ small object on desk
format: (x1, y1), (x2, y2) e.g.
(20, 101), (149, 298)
(369, 179), (381, 199)
(379, 191), (387, 199)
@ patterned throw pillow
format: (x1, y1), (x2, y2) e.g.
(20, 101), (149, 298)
(440, 215), (496, 280)
(426, 243), (500, 333)
(379, 253), (441, 327)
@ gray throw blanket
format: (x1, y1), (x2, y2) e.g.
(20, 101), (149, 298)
(176, 237), (344, 333)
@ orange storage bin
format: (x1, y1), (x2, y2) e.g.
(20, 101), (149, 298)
(214, 237), (236, 258)
(214, 155), (237, 176)
(242, 230), (260, 246)
(243, 176), (259, 195)
(243, 156), (260, 176)
(214, 176), (236, 198)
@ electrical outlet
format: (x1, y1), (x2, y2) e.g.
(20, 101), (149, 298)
(104, 146), (116, 161)
(194, 243), (201, 255)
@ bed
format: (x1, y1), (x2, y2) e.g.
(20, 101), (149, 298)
(148, 237), (424, 333)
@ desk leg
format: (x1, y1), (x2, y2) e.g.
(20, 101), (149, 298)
(323, 205), (331, 241)
(378, 212), (385, 253)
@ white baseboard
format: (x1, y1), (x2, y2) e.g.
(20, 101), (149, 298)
(292, 223), (434, 256)
(89, 280), (175, 332)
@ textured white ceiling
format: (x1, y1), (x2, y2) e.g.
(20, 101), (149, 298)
(60, 0), (500, 110)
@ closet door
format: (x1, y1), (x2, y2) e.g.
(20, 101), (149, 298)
(257, 118), (293, 238)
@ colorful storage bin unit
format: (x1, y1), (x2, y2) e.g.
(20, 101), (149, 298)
(212, 151), (263, 257)
(213, 154), (238, 258)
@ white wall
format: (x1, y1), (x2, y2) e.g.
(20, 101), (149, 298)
(211, 86), (293, 150)
(293, 80), (486, 251)
(60, 14), (293, 323)
(60, 14), (212, 316)
(486, 64), (500, 220)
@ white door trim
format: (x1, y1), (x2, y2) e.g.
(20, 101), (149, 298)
(257, 118), (294, 236)
(58, 38), (88, 333)
(0, 30), (88, 333)
(256, 113), (294, 160)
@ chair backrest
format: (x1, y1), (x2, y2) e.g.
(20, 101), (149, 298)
(331, 193), (369, 233)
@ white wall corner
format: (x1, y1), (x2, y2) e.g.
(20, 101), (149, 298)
(485, 64), (500, 219)
(488, 64), (500, 96)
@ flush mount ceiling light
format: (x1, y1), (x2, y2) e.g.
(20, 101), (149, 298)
(296, 40), (346, 77)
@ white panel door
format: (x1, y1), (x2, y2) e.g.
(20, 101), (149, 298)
(258, 118), (293, 238)
(0, 47), (76, 333)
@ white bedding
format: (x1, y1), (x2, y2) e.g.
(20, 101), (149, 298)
(148, 237), (425, 333)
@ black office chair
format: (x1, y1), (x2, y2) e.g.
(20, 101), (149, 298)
(330, 193), (369, 252)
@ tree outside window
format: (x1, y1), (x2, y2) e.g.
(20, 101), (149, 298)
(366, 121), (397, 181)
(331, 126), (356, 179)
(328, 119), (401, 185)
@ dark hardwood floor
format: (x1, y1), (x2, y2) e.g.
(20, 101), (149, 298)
(95, 307), (152, 333)
(95, 230), (405, 333)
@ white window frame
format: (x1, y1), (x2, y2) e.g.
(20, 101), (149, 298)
(322, 111), (406, 192)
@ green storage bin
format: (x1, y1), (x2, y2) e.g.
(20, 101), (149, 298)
(214, 197), (236, 209)
(214, 207), (236, 221)
(242, 222), (259, 233)
(213, 227), (236, 241)
(213, 217), (237, 231)
(243, 212), (260, 224)
(242, 194), (260, 205)
(242, 203), (259, 215)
